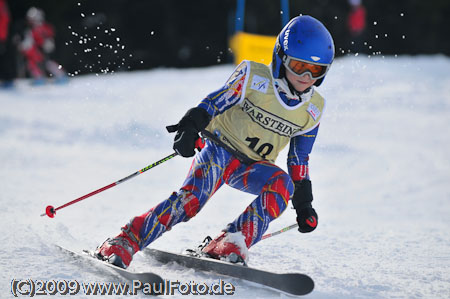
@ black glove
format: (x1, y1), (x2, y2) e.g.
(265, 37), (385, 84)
(166, 107), (211, 157)
(296, 207), (318, 233)
(291, 179), (318, 233)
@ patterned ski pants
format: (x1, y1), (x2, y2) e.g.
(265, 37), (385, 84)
(124, 140), (294, 250)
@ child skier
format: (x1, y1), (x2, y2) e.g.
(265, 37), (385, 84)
(96, 15), (335, 269)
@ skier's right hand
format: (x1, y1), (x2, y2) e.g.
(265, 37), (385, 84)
(166, 107), (211, 157)
(173, 127), (199, 157)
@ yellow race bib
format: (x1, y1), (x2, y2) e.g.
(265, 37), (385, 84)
(206, 61), (325, 162)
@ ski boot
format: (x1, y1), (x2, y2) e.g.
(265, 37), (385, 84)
(195, 231), (249, 266)
(94, 231), (140, 269)
(183, 236), (213, 258)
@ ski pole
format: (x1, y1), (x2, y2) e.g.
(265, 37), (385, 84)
(40, 152), (178, 218)
(261, 223), (299, 240)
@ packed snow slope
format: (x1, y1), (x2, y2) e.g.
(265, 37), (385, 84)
(1, 55), (449, 298)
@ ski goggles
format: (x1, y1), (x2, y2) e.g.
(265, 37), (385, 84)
(283, 56), (330, 79)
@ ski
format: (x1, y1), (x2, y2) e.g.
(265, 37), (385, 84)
(56, 245), (165, 295)
(144, 247), (314, 296)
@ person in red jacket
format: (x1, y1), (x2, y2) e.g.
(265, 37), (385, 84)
(347, 0), (366, 36)
(19, 7), (67, 85)
(347, 0), (367, 53)
(0, 0), (14, 88)
(0, 0), (9, 47)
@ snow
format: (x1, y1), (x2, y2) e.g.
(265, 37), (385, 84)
(1, 55), (450, 298)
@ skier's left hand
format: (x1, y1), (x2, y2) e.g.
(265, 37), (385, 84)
(296, 207), (318, 233)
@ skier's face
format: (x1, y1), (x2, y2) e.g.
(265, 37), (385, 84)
(285, 70), (317, 92)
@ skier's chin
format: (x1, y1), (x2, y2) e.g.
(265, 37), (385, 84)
(293, 82), (312, 93)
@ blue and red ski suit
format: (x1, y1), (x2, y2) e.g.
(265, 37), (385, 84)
(123, 63), (320, 250)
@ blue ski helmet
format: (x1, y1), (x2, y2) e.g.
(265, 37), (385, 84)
(272, 15), (335, 86)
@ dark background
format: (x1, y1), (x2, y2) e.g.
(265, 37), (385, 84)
(6, 0), (450, 77)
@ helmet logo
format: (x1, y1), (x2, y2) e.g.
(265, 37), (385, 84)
(311, 56), (321, 61)
(283, 29), (290, 51)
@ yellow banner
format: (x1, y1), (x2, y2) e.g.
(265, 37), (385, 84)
(230, 32), (276, 65)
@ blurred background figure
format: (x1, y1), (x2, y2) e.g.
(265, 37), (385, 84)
(19, 7), (67, 85)
(0, 0), (14, 89)
(346, 0), (366, 53)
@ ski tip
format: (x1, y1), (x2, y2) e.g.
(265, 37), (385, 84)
(282, 273), (314, 295)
